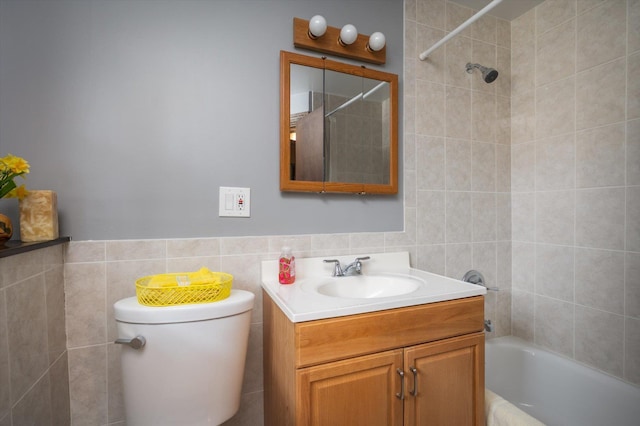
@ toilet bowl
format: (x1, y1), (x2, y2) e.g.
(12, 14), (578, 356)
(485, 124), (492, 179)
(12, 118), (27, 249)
(114, 289), (255, 426)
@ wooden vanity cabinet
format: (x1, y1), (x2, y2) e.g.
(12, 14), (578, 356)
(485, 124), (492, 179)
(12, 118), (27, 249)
(298, 349), (404, 425)
(263, 292), (485, 426)
(403, 333), (484, 425)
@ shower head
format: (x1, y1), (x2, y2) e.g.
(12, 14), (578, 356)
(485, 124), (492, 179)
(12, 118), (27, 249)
(466, 63), (499, 83)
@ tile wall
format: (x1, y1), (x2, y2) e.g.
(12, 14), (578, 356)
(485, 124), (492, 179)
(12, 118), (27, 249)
(404, 0), (513, 337)
(0, 246), (70, 426)
(63, 236), (416, 426)
(510, 0), (640, 383)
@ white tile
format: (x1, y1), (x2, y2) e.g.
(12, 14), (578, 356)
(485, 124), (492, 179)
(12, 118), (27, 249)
(576, 58), (626, 131)
(535, 244), (574, 302)
(576, 123), (625, 188)
(535, 295), (574, 357)
(417, 191), (446, 244)
(575, 306), (624, 378)
(445, 192), (472, 243)
(575, 247), (624, 315)
(576, 0), (627, 71)
(576, 188), (625, 250)
(536, 190), (575, 246)
(536, 134), (575, 190)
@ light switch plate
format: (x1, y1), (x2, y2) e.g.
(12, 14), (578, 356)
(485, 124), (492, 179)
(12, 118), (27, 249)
(218, 187), (250, 217)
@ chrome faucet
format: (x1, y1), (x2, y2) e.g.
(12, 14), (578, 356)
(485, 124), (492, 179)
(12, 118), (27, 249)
(323, 256), (370, 277)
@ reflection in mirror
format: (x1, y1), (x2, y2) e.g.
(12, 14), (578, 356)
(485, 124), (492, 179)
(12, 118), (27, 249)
(290, 63), (324, 182)
(324, 72), (390, 185)
(280, 51), (398, 194)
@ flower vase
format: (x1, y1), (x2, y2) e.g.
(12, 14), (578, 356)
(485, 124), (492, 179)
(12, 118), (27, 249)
(0, 213), (12, 246)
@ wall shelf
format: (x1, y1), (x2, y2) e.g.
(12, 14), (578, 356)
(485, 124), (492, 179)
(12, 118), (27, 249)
(0, 237), (71, 258)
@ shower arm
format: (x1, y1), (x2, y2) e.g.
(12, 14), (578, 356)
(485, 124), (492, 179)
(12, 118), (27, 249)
(418, 0), (503, 61)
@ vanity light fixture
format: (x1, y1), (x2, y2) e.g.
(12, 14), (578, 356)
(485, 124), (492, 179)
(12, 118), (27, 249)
(293, 17), (386, 65)
(367, 32), (386, 52)
(338, 24), (358, 46)
(307, 15), (327, 39)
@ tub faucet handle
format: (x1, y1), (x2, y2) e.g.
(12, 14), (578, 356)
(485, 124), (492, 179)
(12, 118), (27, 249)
(462, 269), (499, 291)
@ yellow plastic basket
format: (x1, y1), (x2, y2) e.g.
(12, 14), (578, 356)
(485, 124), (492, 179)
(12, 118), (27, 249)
(135, 267), (233, 307)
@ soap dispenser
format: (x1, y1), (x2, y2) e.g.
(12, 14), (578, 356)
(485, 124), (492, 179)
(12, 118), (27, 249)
(278, 246), (296, 284)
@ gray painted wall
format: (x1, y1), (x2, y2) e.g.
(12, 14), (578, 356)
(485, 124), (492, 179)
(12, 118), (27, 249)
(0, 0), (403, 240)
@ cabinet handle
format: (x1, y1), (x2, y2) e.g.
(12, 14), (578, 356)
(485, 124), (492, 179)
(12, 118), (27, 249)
(396, 368), (405, 400)
(409, 366), (418, 396)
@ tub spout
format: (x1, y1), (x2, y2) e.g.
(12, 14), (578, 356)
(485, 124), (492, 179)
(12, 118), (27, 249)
(484, 319), (493, 332)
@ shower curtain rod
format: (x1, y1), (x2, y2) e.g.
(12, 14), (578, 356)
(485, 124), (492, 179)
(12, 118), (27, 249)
(418, 0), (503, 60)
(325, 81), (387, 118)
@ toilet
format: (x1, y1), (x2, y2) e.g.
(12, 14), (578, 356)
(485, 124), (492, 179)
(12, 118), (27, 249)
(114, 289), (255, 426)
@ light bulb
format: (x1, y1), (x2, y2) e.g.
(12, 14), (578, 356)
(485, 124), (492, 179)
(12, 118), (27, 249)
(367, 32), (386, 52)
(308, 15), (327, 39)
(339, 24), (358, 46)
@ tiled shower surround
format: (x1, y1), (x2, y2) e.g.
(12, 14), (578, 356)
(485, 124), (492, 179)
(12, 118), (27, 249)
(509, 0), (640, 383)
(1, 1), (638, 425)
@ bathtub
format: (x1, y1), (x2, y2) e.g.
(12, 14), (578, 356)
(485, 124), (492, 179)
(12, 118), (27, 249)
(485, 336), (640, 426)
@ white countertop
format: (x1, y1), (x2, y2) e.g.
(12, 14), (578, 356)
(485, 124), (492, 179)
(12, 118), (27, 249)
(261, 251), (486, 323)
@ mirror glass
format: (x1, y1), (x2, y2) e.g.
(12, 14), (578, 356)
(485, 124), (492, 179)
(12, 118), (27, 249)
(280, 51), (398, 194)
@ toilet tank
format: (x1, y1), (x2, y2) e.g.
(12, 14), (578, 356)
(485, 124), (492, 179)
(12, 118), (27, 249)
(114, 289), (255, 426)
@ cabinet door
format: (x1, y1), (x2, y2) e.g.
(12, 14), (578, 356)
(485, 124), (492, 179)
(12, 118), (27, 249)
(297, 349), (404, 426)
(404, 333), (484, 426)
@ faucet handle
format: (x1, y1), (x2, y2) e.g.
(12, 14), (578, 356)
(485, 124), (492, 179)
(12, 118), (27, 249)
(349, 256), (371, 274)
(353, 256), (370, 273)
(323, 259), (343, 276)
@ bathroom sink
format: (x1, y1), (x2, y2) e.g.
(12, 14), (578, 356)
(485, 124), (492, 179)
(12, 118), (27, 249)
(263, 252), (487, 322)
(301, 274), (424, 299)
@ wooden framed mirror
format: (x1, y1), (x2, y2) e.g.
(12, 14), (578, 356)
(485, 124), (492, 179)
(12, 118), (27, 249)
(280, 51), (398, 194)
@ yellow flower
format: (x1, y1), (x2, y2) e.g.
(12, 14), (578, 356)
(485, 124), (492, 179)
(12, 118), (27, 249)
(1, 154), (30, 174)
(0, 153), (30, 199)
(5, 184), (29, 200)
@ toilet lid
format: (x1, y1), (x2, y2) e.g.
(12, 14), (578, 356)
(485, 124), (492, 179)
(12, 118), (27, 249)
(114, 289), (255, 324)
